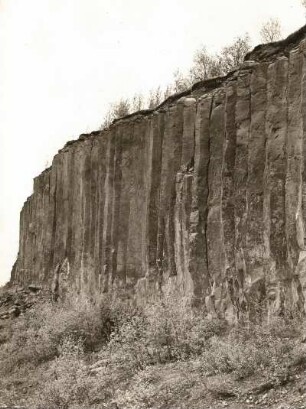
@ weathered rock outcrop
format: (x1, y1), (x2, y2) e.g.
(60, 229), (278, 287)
(11, 26), (306, 319)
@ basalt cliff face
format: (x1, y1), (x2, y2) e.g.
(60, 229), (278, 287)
(11, 26), (306, 320)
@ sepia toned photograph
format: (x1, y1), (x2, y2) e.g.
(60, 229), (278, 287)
(0, 1), (306, 408)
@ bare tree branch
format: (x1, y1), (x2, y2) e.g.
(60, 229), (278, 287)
(260, 18), (282, 43)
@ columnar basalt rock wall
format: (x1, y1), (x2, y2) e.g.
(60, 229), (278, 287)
(12, 28), (306, 319)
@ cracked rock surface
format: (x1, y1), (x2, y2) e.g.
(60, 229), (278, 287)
(11, 25), (306, 319)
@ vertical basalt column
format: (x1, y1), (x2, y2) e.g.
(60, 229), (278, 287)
(68, 145), (81, 289)
(233, 70), (251, 314)
(174, 97), (197, 296)
(174, 170), (193, 294)
(157, 104), (184, 278)
(245, 63), (268, 317)
(15, 204), (25, 283)
(206, 89), (226, 316)
(189, 95), (213, 304)
(265, 57), (289, 315)
(222, 80), (238, 319)
(66, 146), (76, 276)
(80, 139), (94, 290)
(86, 137), (101, 294)
(141, 117), (154, 276)
(286, 49), (304, 270)
(27, 197), (35, 284)
(31, 182), (39, 282)
(101, 129), (116, 292)
(174, 172), (185, 284)
(83, 140), (94, 283)
(48, 161), (57, 279)
(48, 149), (70, 294)
(52, 154), (64, 270)
(31, 179), (39, 282)
(302, 40), (306, 243)
(107, 125), (122, 290)
(54, 150), (70, 272)
(77, 142), (89, 290)
(68, 139), (92, 291)
(114, 122), (133, 289)
(285, 47), (304, 311)
(126, 119), (141, 283)
(300, 40), (306, 311)
(39, 171), (52, 283)
(146, 113), (164, 276)
(94, 134), (108, 291)
(125, 118), (150, 287)
(181, 98), (196, 166)
(32, 176), (41, 282)
(19, 197), (32, 284)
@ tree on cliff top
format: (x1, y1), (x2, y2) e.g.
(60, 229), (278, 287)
(148, 86), (163, 109)
(219, 34), (251, 72)
(101, 98), (131, 128)
(172, 69), (192, 93)
(189, 47), (223, 82)
(131, 93), (144, 112)
(100, 33), (252, 127)
(260, 18), (282, 43)
(189, 34), (251, 82)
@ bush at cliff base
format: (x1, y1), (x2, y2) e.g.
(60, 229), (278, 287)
(0, 292), (305, 409)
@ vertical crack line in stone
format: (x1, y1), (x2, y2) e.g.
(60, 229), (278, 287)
(220, 93), (226, 281)
(261, 66), (268, 299)
(156, 113), (165, 284)
(284, 56), (290, 274)
(111, 127), (123, 286)
(192, 101), (197, 167)
(245, 75), (251, 283)
(88, 139), (95, 288)
(50, 167), (58, 270)
(204, 95), (214, 285)
(297, 45), (306, 309)
(301, 45), (306, 249)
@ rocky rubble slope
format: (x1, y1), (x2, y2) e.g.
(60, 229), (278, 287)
(0, 285), (43, 320)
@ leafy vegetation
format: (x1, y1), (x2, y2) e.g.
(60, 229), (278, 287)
(100, 17), (285, 128)
(0, 291), (304, 409)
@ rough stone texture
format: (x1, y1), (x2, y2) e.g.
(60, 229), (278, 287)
(11, 26), (306, 319)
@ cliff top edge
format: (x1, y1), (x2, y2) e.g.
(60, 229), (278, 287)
(33, 23), (306, 186)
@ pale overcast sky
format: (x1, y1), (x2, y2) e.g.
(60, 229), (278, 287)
(0, 0), (305, 285)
